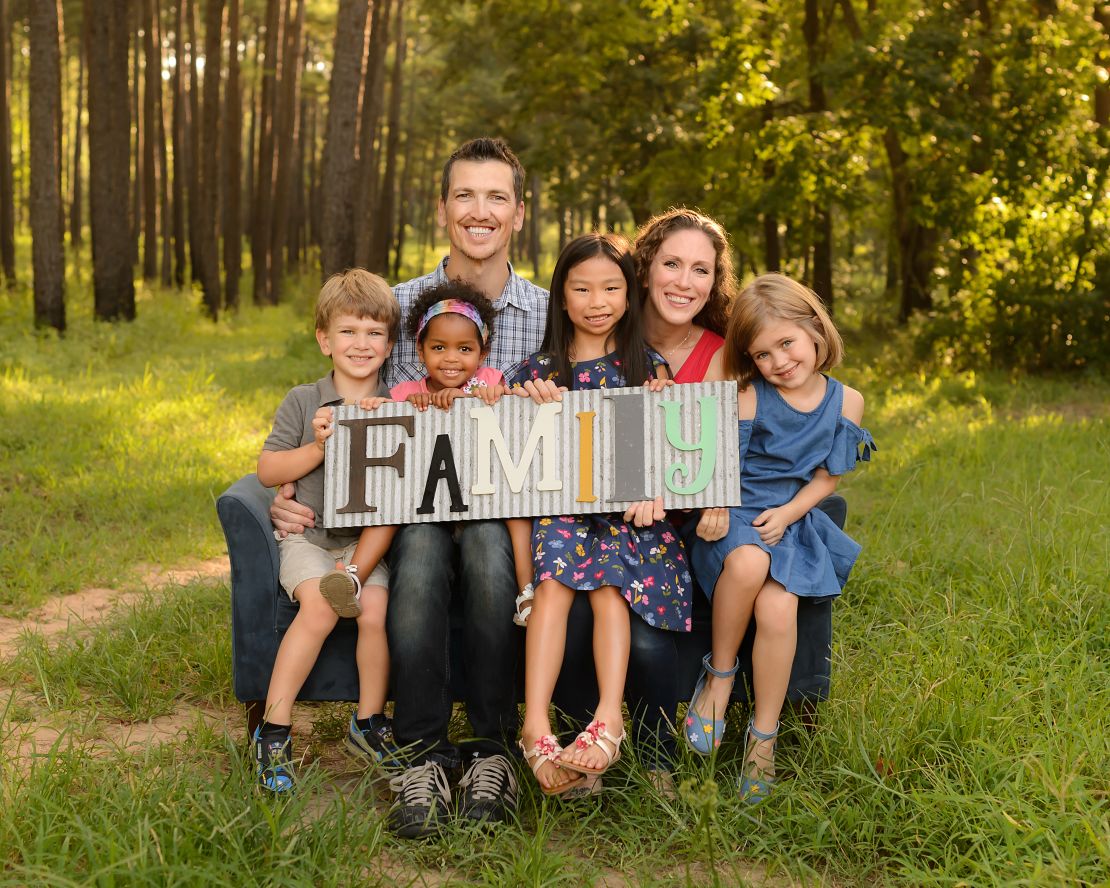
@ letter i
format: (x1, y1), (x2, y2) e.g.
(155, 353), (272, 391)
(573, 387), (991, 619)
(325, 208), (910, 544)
(575, 411), (597, 503)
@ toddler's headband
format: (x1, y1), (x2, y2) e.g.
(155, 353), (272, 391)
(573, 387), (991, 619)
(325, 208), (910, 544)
(416, 300), (490, 346)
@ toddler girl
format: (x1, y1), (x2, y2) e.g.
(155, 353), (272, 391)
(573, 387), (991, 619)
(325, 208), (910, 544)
(512, 233), (693, 795)
(685, 272), (874, 804)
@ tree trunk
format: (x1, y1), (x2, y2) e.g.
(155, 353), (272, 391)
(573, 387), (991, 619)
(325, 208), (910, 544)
(353, 0), (391, 270)
(197, 0), (224, 317)
(804, 0), (832, 308)
(154, 0), (171, 286)
(0, 0), (17, 283)
(222, 0), (241, 308)
(528, 171), (540, 279)
(171, 0), (186, 286)
(85, 0), (135, 320)
(69, 41), (83, 247)
(370, 0), (404, 275)
(29, 0), (65, 330)
(250, 0), (280, 303)
(391, 67), (416, 279)
(320, 0), (370, 277)
(142, 0), (159, 278)
(130, 5), (142, 266)
(761, 101), (780, 272)
(186, 0), (202, 282)
(885, 129), (935, 321)
(267, 0), (303, 302)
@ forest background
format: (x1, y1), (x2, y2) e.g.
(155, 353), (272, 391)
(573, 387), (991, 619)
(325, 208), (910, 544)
(1, 0), (1108, 373)
(0, 1), (1107, 886)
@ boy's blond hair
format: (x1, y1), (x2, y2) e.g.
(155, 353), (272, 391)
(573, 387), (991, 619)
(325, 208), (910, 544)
(724, 273), (844, 386)
(315, 269), (400, 340)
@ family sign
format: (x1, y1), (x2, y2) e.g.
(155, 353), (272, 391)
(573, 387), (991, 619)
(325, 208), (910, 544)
(322, 381), (741, 527)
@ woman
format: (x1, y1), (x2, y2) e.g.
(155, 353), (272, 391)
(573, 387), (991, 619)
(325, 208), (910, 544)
(635, 207), (735, 384)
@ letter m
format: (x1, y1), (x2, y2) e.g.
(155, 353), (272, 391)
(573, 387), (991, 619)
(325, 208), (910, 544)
(470, 401), (563, 494)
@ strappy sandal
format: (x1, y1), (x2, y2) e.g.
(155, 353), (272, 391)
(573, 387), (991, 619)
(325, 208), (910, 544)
(558, 719), (626, 776)
(684, 652), (740, 755)
(738, 718), (779, 805)
(512, 583), (534, 627)
(519, 735), (586, 796)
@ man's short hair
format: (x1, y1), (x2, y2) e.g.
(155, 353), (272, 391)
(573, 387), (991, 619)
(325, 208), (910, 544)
(315, 268), (400, 340)
(440, 137), (526, 205)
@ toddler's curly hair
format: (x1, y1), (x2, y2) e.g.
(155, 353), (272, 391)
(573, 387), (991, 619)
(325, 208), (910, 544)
(406, 279), (497, 348)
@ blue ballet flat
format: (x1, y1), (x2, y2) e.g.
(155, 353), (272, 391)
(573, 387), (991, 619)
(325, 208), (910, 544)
(683, 652), (740, 755)
(738, 718), (779, 805)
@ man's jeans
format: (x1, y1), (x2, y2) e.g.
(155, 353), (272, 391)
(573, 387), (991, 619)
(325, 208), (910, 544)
(386, 520), (520, 765)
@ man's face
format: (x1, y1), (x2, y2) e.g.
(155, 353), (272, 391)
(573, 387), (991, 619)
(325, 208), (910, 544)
(438, 160), (524, 265)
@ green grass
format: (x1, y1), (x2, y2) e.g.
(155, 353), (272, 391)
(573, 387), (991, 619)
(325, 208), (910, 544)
(1, 280), (1108, 884)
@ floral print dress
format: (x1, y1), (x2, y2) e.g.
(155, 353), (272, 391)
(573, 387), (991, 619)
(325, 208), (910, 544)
(511, 351), (693, 632)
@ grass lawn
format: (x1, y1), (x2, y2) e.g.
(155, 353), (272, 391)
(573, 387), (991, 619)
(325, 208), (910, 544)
(1, 281), (1107, 885)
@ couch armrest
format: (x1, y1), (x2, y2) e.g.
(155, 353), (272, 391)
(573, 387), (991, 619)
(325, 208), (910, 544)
(216, 474), (281, 702)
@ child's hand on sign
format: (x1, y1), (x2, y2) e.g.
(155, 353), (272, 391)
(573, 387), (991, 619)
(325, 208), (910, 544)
(312, 406), (334, 451)
(515, 378), (566, 404)
(357, 396), (389, 411)
(429, 388), (468, 410)
(644, 377), (675, 394)
(406, 392), (433, 412)
(474, 383), (510, 406)
(623, 495), (665, 528)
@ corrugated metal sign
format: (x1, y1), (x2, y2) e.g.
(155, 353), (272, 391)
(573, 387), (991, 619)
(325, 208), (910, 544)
(324, 381), (740, 526)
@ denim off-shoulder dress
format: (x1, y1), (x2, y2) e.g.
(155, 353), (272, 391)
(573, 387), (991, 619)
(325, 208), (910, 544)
(691, 375), (875, 602)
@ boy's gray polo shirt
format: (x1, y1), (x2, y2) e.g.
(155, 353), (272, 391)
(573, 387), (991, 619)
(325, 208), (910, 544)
(384, 257), (548, 388)
(262, 371), (387, 549)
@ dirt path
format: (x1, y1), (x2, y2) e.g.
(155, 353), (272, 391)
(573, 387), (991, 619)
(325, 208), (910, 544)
(0, 556), (229, 660)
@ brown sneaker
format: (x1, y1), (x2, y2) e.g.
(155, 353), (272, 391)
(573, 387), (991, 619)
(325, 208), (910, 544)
(319, 566), (362, 618)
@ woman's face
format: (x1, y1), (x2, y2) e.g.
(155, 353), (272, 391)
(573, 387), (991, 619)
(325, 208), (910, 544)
(645, 228), (717, 329)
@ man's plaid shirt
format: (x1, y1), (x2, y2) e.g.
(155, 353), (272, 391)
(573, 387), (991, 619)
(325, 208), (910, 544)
(383, 257), (549, 389)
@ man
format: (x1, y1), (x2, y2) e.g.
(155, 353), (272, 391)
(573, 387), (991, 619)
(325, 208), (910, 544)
(270, 138), (547, 837)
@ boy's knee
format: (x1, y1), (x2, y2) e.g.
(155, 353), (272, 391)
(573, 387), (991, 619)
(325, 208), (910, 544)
(294, 588), (340, 632)
(356, 586), (388, 629)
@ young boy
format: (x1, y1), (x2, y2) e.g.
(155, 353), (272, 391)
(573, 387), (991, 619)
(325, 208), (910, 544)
(253, 269), (401, 792)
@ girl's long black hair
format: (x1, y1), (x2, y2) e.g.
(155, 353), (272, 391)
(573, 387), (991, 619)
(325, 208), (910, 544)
(540, 233), (651, 388)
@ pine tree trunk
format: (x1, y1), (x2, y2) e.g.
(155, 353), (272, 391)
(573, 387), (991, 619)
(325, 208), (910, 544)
(222, 0), (241, 308)
(528, 171), (540, 279)
(267, 0), (303, 302)
(804, 0), (832, 308)
(171, 0), (186, 286)
(391, 69), (415, 280)
(197, 0), (224, 317)
(130, 6), (142, 266)
(0, 0), (17, 283)
(142, 0), (159, 278)
(85, 0), (136, 320)
(370, 0), (404, 275)
(69, 42), (83, 247)
(186, 0), (202, 283)
(29, 0), (65, 330)
(320, 0), (370, 277)
(353, 0), (390, 270)
(154, 0), (171, 286)
(251, 0), (280, 303)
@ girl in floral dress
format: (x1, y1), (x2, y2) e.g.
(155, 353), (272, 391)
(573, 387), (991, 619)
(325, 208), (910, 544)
(511, 234), (693, 795)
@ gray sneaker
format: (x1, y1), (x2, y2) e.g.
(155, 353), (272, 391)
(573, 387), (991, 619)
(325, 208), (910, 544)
(388, 761), (452, 838)
(458, 753), (518, 824)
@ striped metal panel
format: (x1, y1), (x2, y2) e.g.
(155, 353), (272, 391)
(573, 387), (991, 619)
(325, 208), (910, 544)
(323, 381), (740, 527)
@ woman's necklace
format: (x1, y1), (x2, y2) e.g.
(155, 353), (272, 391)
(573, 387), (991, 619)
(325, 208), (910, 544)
(664, 326), (695, 359)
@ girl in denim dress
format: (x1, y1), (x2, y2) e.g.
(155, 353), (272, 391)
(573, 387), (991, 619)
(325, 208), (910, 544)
(685, 273), (875, 804)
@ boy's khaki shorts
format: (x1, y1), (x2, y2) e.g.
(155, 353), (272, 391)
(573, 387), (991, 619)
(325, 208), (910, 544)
(277, 533), (390, 601)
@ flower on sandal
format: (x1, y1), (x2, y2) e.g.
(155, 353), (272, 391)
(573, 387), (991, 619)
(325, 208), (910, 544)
(535, 735), (559, 757)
